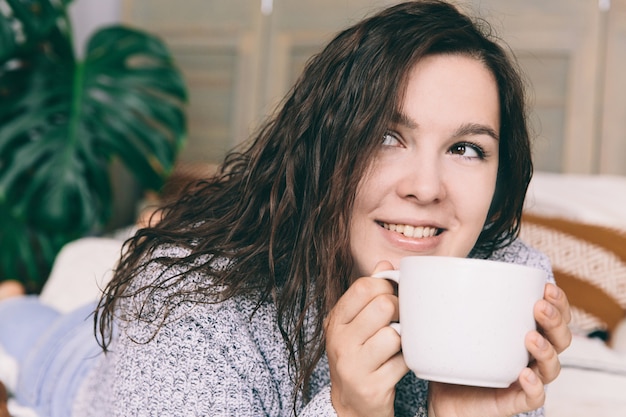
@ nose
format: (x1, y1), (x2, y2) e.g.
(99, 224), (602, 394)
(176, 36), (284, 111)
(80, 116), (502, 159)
(396, 157), (446, 204)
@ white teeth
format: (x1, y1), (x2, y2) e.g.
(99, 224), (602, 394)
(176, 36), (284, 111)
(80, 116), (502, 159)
(383, 223), (439, 238)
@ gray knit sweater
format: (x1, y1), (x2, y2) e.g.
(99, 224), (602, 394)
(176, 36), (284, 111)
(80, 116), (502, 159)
(73, 239), (553, 416)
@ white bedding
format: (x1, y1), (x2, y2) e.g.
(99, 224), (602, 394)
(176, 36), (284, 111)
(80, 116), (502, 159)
(525, 171), (626, 229)
(545, 335), (626, 417)
(527, 171), (626, 416)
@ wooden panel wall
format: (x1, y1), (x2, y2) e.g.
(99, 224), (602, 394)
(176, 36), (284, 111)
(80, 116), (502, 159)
(122, 0), (626, 175)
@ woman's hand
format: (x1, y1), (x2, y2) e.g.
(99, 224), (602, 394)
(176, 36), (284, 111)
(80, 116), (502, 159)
(428, 282), (572, 417)
(325, 261), (409, 417)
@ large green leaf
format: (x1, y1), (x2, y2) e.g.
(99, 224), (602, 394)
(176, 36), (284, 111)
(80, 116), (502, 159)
(82, 26), (187, 188)
(0, 17), (187, 290)
(0, 0), (72, 62)
(0, 198), (75, 292)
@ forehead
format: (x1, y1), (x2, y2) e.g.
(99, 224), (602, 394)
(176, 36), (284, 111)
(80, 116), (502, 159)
(398, 53), (500, 131)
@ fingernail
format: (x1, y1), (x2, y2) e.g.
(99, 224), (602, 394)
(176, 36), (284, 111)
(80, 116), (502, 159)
(525, 369), (538, 384)
(544, 303), (557, 318)
(547, 285), (560, 300)
(536, 334), (548, 350)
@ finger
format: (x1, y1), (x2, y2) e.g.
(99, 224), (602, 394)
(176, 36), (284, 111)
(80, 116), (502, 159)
(516, 367), (546, 412)
(526, 330), (561, 384)
(534, 298), (572, 354)
(544, 283), (572, 325)
(328, 260), (395, 327)
(340, 327), (406, 380)
(375, 350), (410, 386)
(371, 260), (395, 275)
(359, 322), (404, 369)
(347, 292), (399, 344)
(329, 276), (395, 327)
(344, 260), (399, 341)
(371, 260), (398, 292)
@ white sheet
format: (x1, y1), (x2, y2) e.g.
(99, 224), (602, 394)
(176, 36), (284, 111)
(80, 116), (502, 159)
(545, 368), (626, 417)
(525, 172), (626, 229)
(545, 336), (626, 417)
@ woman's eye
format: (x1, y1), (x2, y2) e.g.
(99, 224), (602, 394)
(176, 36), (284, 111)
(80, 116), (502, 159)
(449, 142), (484, 159)
(382, 132), (402, 147)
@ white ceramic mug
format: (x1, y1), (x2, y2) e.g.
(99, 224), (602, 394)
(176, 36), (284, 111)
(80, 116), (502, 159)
(373, 256), (546, 388)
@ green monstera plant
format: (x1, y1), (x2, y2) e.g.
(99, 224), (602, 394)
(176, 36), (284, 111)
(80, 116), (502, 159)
(0, 0), (187, 292)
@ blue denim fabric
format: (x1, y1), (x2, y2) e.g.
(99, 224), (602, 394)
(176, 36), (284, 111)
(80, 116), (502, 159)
(0, 297), (101, 417)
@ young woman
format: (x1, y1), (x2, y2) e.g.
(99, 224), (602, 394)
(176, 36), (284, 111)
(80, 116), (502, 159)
(0, 1), (571, 416)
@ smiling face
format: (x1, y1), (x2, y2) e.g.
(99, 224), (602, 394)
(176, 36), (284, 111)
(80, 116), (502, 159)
(349, 53), (501, 276)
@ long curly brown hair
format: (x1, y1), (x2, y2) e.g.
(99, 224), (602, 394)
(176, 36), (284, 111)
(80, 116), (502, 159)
(96, 0), (532, 406)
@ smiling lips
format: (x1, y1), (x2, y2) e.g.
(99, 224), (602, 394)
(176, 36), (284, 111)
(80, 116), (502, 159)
(382, 222), (441, 238)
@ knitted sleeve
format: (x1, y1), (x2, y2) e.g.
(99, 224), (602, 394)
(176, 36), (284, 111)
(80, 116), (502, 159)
(76, 245), (338, 417)
(487, 238), (555, 285)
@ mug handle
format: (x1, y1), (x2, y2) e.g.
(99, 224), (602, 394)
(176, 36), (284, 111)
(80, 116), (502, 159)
(372, 269), (400, 283)
(371, 269), (401, 334)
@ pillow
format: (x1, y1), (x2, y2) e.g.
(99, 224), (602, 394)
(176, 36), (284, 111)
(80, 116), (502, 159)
(38, 237), (124, 314)
(520, 213), (626, 342)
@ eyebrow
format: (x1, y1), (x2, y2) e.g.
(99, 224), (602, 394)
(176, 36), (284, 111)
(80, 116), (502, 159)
(392, 112), (500, 141)
(393, 112), (419, 129)
(454, 123), (500, 141)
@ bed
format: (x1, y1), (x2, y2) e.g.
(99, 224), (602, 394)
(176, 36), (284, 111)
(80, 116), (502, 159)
(2, 171), (626, 416)
(522, 171), (626, 417)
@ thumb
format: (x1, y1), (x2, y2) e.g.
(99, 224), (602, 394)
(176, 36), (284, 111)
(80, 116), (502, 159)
(372, 260), (395, 275)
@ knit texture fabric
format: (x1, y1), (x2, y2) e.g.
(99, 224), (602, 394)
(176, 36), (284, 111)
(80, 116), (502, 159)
(74, 239), (553, 417)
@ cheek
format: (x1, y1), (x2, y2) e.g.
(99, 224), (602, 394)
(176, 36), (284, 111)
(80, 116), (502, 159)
(349, 191), (370, 248)
(456, 170), (498, 225)
(350, 168), (383, 223)
(476, 182), (498, 232)
(348, 181), (380, 276)
(453, 177), (497, 257)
